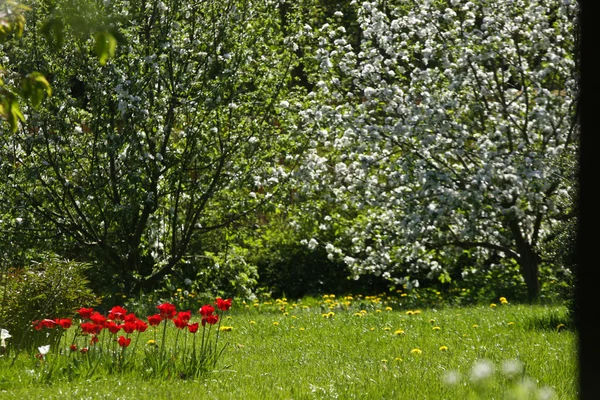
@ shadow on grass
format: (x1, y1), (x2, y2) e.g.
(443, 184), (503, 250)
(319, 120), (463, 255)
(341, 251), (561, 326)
(522, 307), (573, 332)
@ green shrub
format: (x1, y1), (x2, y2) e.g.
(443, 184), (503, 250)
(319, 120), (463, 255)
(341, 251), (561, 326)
(0, 254), (98, 349)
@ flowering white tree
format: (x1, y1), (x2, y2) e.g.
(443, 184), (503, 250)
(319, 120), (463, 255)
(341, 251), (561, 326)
(294, 0), (579, 300)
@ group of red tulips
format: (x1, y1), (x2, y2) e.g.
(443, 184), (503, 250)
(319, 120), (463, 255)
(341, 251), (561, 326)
(31, 297), (233, 361)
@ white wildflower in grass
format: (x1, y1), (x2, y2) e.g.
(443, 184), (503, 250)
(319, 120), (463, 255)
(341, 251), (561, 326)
(442, 370), (461, 386)
(38, 345), (51, 355)
(470, 359), (495, 382)
(501, 359), (524, 377)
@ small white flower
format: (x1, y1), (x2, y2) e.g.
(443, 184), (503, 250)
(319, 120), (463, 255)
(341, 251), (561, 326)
(470, 360), (495, 381)
(38, 345), (51, 355)
(501, 359), (523, 377)
(442, 370), (461, 386)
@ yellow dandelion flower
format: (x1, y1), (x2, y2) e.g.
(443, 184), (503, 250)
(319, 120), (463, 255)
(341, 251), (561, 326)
(499, 297), (507, 303)
(439, 346), (449, 352)
(354, 312), (363, 317)
(490, 303), (497, 308)
(414, 310), (421, 314)
(463, 333), (469, 337)
(249, 320), (256, 325)
(301, 306), (309, 309)
(557, 323), (566, 331)
(508, 322), (515, 326)
(385, 306), (393, 311)
(429, 319), (436, 324)
(360, 309), (367, 314)
(406, 310), (414, 315)
(253, 303), (259, 307)
(282, 298), (287, 302)
(370, 327), (375, 331)
(283, 312), (289, 316)
(401, 293), (408, 297)
(176, 288), (182, 292)
(272, 321), (279, 326)
(227, 316), (233, 320)
(147, 339), (156, 346)
(299, 327), (305, 331)
(394, 357), (403, 362)
(245, 305), (250, 309)
(292, 315), (297, 319)
(381, 359), (388, 363)
(394, 329), (405, 335)
(383, 327), (391, 331)
(472, 324), (479, 328)
(432, 326), (441, 331)
(500, 299), (508, 305)
(410, 348), (422, 354)
(376, 309), (382, 313)
(329, 294), (336, 299)
(219, 326), (233, 332)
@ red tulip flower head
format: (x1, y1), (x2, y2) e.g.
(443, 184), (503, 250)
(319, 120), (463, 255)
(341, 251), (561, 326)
(178, 310), (192, 323)
(122, 321), (136, 334)
(58, 318), (73, 329)
(201, 314), (219, 326)
(199, 305), (215, 317)
(216, 297), (232, 311)
(135, 319), (148, 332)
(147, 314), (162, 327)
(188, 322), (199, 333)
(157, 303), (177, 320)
(78, 308), (94, 319)
(108, 305), (128, 321)
(106, 322), (122, 334)
(90, 312), (107, 325)
(173, 317), (188, 330)
(118, 336), (131, 347)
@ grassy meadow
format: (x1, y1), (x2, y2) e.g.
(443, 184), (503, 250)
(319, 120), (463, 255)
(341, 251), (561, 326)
(0, 295), (576, 399)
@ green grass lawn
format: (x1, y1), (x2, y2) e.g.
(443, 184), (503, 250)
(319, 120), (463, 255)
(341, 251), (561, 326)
(0, 297), (576, 399)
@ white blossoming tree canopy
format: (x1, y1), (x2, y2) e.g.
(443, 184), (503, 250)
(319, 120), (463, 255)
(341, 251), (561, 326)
(294, 0), (578, 300)
(0, 0), (304, 292)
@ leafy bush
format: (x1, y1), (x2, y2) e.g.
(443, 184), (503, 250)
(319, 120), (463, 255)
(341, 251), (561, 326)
(0, 254), (98, 349)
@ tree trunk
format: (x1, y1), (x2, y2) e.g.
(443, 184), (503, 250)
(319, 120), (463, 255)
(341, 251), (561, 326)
(509, 220), (541, 302)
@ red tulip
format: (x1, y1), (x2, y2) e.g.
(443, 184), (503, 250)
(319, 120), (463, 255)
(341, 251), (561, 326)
(124, 313), (138, 323)
(157, 303), (177, 320)
(201, 314), (219, 326)
(188, 322), (199, 333)
(108, 306), (128, 321)
(106, 322), (122, 334)
(122, 321), (136, 334)
(118, 336), (131, 347)
(147, 314), (162, 327)
(58, 318), (72, 329)
(90, 312), (106, 325)
(135, 319), (148, 332)
(78, 308), (94, 319)
(178, 310), (192, 323)
(69, 344), (78, 352)
(199, 305), (215, 317)
(173, 317), (188, 330)
(216, 297), (232, 311)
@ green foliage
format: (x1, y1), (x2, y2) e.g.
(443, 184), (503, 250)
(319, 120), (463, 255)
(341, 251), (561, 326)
(0, 255), (98, 348)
